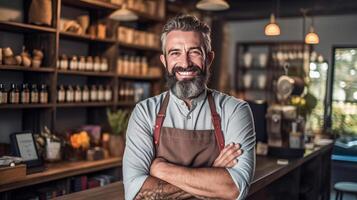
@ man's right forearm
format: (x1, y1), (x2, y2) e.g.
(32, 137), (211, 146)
(135, 176), (192, 200)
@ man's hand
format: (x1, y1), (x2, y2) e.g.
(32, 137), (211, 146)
(150, 157), (167, 178)
(213, 143), (243, 168)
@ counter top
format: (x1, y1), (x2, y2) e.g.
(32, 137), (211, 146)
(54, 144), (333, 200)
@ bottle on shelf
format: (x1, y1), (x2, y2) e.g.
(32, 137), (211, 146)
(82, 85), (89, 102)
(57, 85), (65, 102)
(66, 85), (74, 102)
(0, 84), (8, 104)
(97, 85), (104, 102)
(31, 84), (39, 104)
(90, 85), (98, 102)
(105, 85), (112, 102)
(20, 83), (30, 104)
(78, 56), (86, 71)
(74, 85), (82, 102)
(94, 56), (101, 72)
(100, 57), (108, 72)
(69, 56), (78, 71)
(9, 83), (20, 104)
(40, 84), (48, 104)
(86, 56), (94, 71)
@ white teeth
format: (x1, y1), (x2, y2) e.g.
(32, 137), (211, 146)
(178, 71), (195, 76)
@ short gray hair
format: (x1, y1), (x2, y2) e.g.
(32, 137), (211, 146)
(161, 15), (212, 55)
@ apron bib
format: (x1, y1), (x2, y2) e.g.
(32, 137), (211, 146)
(153, 90), (225, 167)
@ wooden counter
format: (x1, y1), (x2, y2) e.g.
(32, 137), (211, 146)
(53, 144), (333, 200)
(0, 157), (122, 193)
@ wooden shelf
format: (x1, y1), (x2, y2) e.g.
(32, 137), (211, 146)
(117, 74), (161, 81)
(61, 0), (119, 10)
(0, 21), (56, 33)
(118, 41), (161, 52)
(0, 103), (54, 109)
(57, 70), (116, 77)
(0, 157), (122, 192)
(0, 65), (55, 73)
(56, 102), (115, 108)
(60, 32), (116, 44)
(60, 0), (164, 22)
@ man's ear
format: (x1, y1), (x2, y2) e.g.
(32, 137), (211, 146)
(160, 54), (166, 68)
(207, 51), (215, 67)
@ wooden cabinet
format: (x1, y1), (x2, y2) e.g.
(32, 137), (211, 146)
(0, 0), (165, 198)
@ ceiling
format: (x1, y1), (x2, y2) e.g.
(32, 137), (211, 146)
(168, 0), (357, 21)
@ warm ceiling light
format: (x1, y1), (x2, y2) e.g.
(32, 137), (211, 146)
(196, 0), (230, 11)
(305, 26), (319, 44)
(109, 4), (138, 21)
(264, 14), (281, 36)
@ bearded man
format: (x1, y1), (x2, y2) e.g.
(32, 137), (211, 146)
(123, 15), (256, 200)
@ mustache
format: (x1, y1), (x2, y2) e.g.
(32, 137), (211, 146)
(171, 65), (204, 75)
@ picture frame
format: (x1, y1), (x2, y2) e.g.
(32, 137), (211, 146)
(10, 131), (44, 172)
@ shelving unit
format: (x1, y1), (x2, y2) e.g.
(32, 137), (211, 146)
(234, 41), (310, 103)
(0, 0), (165, 198)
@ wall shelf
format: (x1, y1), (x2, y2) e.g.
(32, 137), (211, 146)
(0, 104), (54, 109)
(0, 65), (55, 73)
(0, 21), (56, 33)
(60, 32), (117, 44)
(117, 74), (161, 82)
(56, 102), (115, 108)
(57, 70), (116, 77)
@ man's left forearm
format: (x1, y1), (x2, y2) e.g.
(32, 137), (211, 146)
(151, 161), (239, 200)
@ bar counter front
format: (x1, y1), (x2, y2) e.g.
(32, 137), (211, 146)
(54, 143), (333, 200)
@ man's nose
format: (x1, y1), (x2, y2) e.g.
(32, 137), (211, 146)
(180, 53), (192, 68)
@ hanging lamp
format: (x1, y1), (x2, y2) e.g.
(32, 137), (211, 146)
(305, 18), (319, 44)
(264, 13), (281, 36)
(109, 4), (138, 21)
(264, 0), (281, 36)
(196, 0), (230, 11)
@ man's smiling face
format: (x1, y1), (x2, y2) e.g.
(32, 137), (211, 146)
(160, 30), (214, 100)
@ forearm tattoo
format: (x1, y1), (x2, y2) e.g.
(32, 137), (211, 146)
(135, 180), (191, 200)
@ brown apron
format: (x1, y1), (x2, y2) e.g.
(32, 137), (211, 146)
(153, 90), (225, 168)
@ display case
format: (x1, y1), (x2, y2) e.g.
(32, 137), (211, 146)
(330, 47), (357, 136)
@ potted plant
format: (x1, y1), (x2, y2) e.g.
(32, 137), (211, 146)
(106, 109), (130, 158)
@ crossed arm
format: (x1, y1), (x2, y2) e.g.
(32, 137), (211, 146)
(135, 143), (243, 200)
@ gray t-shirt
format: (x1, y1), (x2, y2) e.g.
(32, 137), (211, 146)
(123, 89), (256, 200)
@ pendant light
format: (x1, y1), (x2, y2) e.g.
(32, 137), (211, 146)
(109, 4), (138, 21)
(305, 18), (319, 44)
(264, 0), (281, 36)
(264, 13), (281, 36)
(196, 0), (230, 11)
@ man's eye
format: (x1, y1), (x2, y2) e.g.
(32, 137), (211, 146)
(169, 52), (180, 56)
(190, 50), (202, 56)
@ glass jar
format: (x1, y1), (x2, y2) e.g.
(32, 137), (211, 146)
(69, 56), (78, 71)
(100, 57), (108, 72)
(20, 83), (30, 104)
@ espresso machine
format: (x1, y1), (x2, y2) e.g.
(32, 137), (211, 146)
(266, 73), (305, 151)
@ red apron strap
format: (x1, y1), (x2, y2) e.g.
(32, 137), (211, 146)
(207, 91), (225, 151)
(154, 92), (170, 145)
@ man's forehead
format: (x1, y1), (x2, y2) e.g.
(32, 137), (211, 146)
(165, 30), (203, 49)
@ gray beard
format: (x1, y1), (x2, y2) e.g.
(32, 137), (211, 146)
(166, 70), (209, 100)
